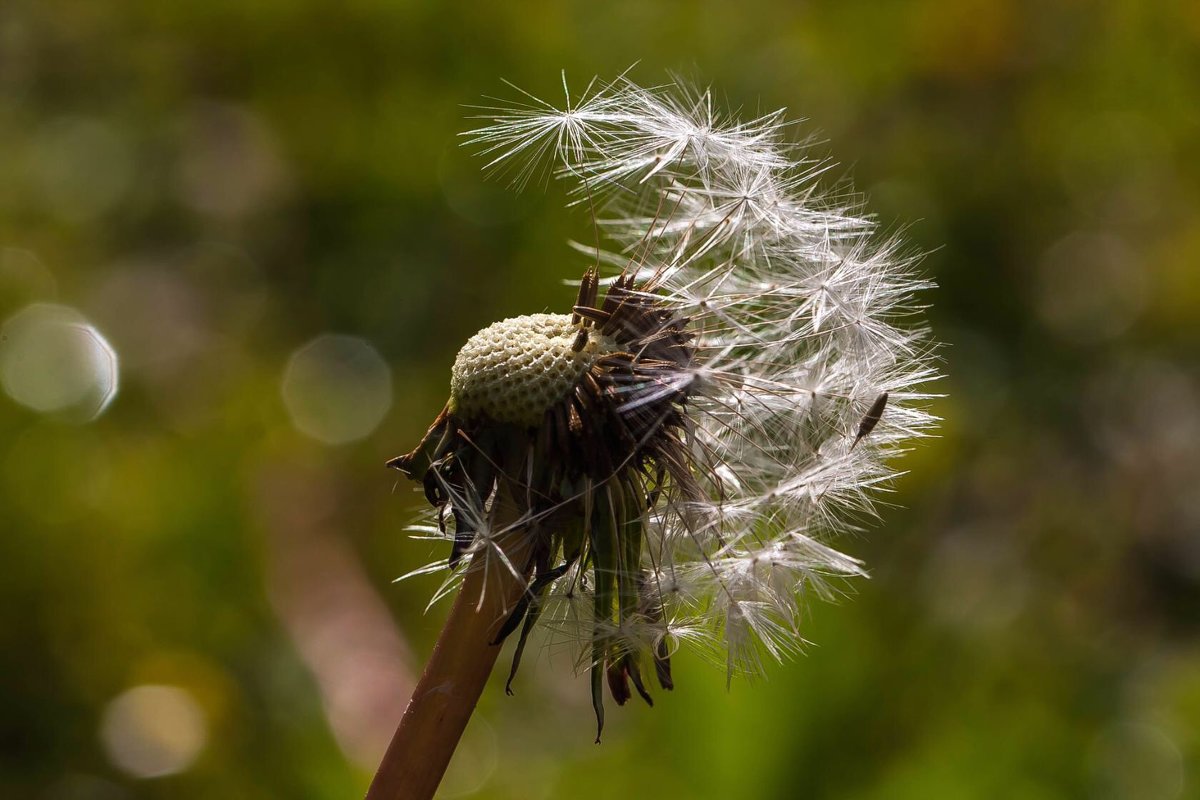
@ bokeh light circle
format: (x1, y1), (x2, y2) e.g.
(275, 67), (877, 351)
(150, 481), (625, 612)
(281, 334), (392, 445)
(99, 685), (208, 780)
(0, 303), (119, 420)
(1089, 721), (1184, 800)
(30, 117), (134, 223)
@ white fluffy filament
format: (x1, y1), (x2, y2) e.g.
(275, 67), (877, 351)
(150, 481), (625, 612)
(457, 73), (939, 677)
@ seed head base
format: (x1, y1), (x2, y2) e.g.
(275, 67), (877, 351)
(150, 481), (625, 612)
(449, 313), (617, 427)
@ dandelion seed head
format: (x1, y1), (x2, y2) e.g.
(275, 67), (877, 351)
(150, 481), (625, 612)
(392, 72), (939, 736)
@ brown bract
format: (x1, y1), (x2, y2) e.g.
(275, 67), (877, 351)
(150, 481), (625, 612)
(388, 268), (701, 739)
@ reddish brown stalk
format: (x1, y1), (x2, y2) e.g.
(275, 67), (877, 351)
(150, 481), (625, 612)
(366, 491), (531, 800)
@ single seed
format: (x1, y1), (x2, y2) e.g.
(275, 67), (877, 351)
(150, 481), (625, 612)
(852, 392), (889, 449)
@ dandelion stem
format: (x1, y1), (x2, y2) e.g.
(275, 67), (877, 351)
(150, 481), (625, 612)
(366, 488), (531, 800)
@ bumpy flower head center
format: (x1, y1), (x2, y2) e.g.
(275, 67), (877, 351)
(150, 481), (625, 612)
(449, 313), (616, 426)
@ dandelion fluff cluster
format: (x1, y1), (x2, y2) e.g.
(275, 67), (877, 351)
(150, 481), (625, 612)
(391, 74), (937, 736)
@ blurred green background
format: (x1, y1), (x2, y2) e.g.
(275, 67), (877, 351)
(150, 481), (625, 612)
(2, 1), (1198, 798)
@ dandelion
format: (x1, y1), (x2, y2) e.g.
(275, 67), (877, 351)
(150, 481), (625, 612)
(367, 74), (937, 800)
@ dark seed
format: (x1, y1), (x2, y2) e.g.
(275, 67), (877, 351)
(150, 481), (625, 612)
(572, 327), (589, 352)
(852, 392), (889, 449)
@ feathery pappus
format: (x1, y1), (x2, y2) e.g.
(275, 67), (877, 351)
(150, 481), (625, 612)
(389, 73), (938, 741)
